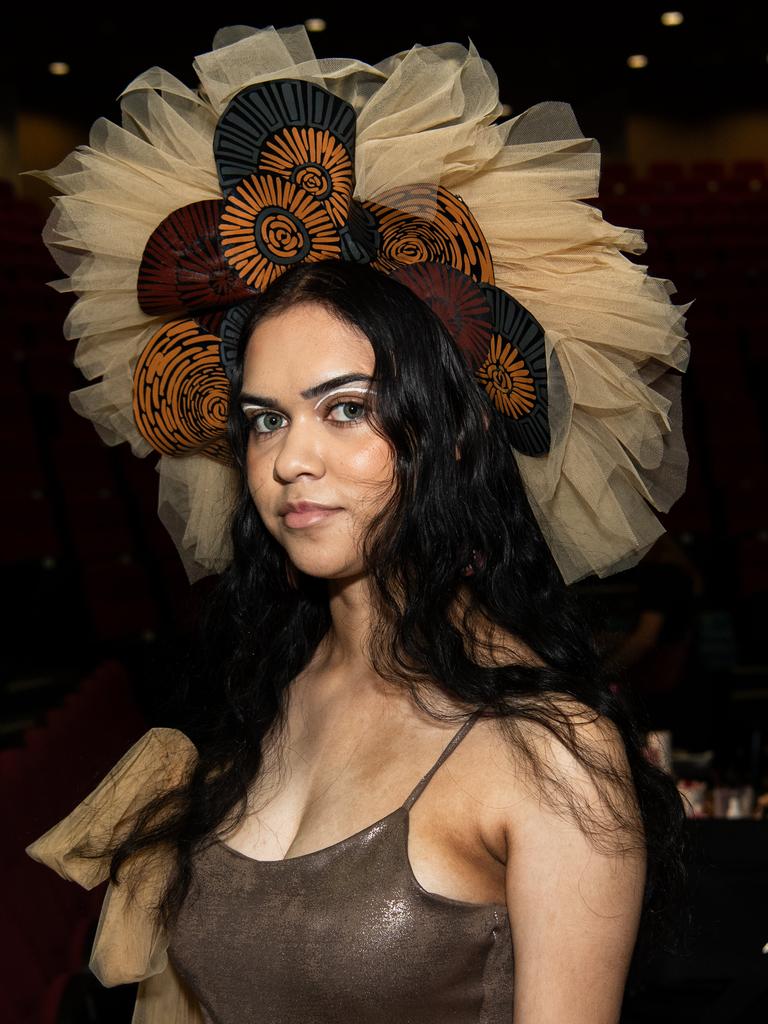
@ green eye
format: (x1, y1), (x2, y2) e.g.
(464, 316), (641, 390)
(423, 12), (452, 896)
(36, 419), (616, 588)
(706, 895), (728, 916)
(246, 397), (368, 439)
(249, 411), (286, 435)
(328, 400), (367, 423)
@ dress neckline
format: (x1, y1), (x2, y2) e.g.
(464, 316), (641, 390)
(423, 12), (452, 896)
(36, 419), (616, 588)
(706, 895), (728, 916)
(213, 804), (403, 866)
(211, 802), (509, 913)
(210, 707), (485, 867)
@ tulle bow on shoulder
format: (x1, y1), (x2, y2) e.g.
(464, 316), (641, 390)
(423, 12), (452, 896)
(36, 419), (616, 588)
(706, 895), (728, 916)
(25, 727), (205, 1023)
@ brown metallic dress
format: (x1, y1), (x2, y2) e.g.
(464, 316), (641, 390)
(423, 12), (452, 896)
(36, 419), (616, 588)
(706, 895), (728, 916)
(168, 708), (514, 1022)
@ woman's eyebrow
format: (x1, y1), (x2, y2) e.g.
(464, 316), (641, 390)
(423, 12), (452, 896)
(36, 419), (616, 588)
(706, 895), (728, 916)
(239, 373), (374, 408)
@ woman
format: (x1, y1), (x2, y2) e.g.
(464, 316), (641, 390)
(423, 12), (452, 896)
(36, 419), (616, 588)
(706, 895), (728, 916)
(29, 261), (687, 1023)
(25, 24), (691, 1024)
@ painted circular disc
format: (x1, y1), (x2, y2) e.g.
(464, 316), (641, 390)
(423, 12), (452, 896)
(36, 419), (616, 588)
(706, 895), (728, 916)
(214, 79), (356, 205)
(258, 126), (353, 228)
(363, 185), (494, 285)
(476, 285), (550, 455)
(138, 200), (257, 316)
(390, 263), (492, 365)
(218, 173), (341, 290)
(133, 318), (232, 461)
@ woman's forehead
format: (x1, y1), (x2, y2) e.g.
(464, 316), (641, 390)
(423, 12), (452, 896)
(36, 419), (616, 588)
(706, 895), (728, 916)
(242, 303), (375, 388)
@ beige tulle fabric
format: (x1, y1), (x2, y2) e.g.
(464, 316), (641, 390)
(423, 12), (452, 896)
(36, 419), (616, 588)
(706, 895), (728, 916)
(25, 729), (204, 1022)
(24, 24), (691, 584)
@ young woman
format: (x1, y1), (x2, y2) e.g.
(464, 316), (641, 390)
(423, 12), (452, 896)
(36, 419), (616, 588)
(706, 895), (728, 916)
(25, 24), (691, 1024)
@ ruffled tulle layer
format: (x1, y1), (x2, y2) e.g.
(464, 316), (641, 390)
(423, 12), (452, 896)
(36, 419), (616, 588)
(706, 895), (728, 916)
(25, 24), (690, 584)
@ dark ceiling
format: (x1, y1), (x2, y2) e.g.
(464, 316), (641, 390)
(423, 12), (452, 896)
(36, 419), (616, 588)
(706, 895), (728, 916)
(10, 6), (768, 152)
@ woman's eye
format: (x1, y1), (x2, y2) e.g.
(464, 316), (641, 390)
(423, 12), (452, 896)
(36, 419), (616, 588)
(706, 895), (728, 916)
(247, 399), (367, 438)
(249, 411), (286, 435)
(328, 399), (367, 425)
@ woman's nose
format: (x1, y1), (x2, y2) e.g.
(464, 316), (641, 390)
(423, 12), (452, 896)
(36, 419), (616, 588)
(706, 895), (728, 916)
(272, 416), (326, 481)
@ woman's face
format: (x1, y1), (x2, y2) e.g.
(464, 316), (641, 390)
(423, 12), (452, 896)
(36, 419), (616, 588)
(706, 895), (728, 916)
(239, 301), (395, 580)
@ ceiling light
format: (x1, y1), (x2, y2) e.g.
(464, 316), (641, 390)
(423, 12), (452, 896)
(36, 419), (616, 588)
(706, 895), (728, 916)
(627, 54), (648, 69)
(660, 11), (684, 26)
(48, 62), (70, 76)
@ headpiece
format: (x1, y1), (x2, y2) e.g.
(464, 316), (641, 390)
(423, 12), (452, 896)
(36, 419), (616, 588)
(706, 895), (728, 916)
(25, 24), (691, 585)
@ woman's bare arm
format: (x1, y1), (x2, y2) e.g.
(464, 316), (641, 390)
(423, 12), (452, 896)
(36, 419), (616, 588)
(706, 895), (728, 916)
(502, 709), (646, 1024)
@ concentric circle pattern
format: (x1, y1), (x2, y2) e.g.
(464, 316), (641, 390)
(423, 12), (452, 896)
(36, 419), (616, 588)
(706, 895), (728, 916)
(214, 79), (356, 196)
(138, 200), (258, 315)
(133, 318), (232, 460)
(390, 263), (492, 365)
(363, 185), (494, 285)
(258, 127), (353, 227)
(218, 173), (341, 290)
(476, 285), (550, 455)
(478, 335), (537, 416)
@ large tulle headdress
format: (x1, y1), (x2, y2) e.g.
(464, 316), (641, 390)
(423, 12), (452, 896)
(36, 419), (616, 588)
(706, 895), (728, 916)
(26, 24), (690, 585)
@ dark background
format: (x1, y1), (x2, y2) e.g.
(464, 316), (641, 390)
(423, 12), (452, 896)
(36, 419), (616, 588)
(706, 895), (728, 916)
(3, 7), (767, 1023)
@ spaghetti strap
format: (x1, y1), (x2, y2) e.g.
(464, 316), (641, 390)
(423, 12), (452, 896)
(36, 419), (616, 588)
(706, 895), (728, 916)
(403, 708), (485, 811)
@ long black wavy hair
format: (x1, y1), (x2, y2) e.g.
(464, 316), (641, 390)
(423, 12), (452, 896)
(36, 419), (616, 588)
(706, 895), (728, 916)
(81, 261), (691, 981)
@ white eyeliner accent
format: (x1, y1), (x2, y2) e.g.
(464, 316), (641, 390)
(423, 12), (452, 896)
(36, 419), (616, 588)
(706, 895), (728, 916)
(240, 387), (373, 416)
(312, 385), (371, 411)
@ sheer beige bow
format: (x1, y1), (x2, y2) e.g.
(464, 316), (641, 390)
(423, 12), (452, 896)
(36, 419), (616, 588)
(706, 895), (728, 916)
(25, 728), (205, 1023)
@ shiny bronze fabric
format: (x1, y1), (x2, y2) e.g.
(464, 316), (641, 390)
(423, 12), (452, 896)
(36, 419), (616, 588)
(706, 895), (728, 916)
(168, 709), (514, 1022)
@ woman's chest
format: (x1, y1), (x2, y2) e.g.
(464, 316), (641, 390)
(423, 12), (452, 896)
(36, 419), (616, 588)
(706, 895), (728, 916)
(216, 715), (510, 907)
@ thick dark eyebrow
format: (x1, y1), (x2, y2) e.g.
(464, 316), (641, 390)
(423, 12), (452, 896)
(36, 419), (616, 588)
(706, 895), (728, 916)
(239, 373), (374, 410)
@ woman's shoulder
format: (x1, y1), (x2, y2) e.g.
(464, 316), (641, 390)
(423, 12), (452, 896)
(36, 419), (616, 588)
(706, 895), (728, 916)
(451, 707), (632, 875)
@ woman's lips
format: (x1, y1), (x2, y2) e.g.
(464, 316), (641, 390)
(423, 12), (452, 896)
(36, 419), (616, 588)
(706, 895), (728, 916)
(283, 507), (342, 528)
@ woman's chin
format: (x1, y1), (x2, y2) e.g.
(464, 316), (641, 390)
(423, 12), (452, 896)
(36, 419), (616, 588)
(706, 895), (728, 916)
(288, 556), (366, 582)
